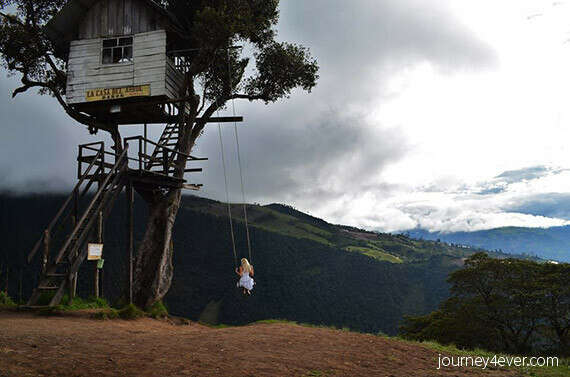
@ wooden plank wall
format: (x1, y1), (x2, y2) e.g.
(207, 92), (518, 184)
(79, 0), (161, 39)
(66, 30), (172, 104)
(165, 58), (184, 99)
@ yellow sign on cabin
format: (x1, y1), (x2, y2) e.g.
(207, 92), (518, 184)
(85, 85), (151, 102)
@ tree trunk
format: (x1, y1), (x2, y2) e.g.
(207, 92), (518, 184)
(132, 189), (182, 308)
(130, 86), (203, 308)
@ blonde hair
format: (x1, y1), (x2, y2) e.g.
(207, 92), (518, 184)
(241, 258), (253, 273)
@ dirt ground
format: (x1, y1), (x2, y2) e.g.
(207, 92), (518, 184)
(0, 311), (519, 377)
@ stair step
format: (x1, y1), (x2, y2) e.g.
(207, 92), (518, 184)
(38, 285), (59, 290)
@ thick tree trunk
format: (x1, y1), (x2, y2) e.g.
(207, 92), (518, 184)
(132, 189), (182, 308)
(130, 83), (206, 308)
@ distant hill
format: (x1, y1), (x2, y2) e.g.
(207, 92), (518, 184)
(0, 193), (532, 335)
(406, 227), (570, 262)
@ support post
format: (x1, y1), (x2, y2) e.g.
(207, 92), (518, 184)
(4, 265), (8, 295)
(94, 210), (103, 298)
(42, 229), (50, 276)
(144, 123), (147, 157)
(126, 181), (134, 304)
(18, 268), (23, 304)
(163, 148), (169, 174)
(70, 189), (79, 300)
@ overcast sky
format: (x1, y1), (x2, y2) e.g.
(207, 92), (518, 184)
(3, 0), (570, 233)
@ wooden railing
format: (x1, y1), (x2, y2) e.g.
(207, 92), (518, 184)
(124, 135), (207, 176)
(27, 143), (105, 264)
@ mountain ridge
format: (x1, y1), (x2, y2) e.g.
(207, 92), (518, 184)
(405, 226), (570, 262)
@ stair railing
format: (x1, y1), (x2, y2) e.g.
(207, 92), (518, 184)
(27, 143), (105, 264)
(53, 146), (129, 265)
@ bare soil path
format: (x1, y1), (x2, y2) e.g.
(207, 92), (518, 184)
(0, 312), (518, 377)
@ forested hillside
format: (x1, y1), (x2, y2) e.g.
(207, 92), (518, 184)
(408, 227), (570, 262)
(0, 193), (528, 335)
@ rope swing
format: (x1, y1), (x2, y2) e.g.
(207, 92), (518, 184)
(217, 46), (253, 268)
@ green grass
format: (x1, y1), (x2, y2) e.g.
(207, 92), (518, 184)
(0, 291), (16, 308)
(403, 340), (570, 377)
(118, 303), (145, 320)
(60, 295), (110, 310)
(91, 308), (119, 320)
(250, 209), (335, 246)
(345, 246), (403, 263)
(146, 301), (168, 319)
(92, 303), (145, 320)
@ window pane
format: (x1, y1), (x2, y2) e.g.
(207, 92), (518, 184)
(123, 46), (133, 60)
(112, 47), (123, 63)
(102, 48), (112, 64)
(103, 39), (117, 48)
(119, 37), (133, 46)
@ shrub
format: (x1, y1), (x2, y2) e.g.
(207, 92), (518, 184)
(118, 303), (145, 320)
(0, 291), (16, 307)
(146, 301), (168, 319)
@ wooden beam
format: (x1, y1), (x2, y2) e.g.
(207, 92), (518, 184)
(119, 116), (244, 125)
(183, 184), (203, 191)
(126, 182), (134, 305)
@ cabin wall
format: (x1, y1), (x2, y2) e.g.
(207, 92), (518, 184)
(66, 30), (178, 104)
(78, 0), (164, 39)
(165, 58), (184, 98)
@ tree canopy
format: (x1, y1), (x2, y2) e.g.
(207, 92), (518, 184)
(400, 253), (570, 356)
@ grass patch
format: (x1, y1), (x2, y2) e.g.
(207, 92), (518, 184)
(401, 339), (570, 377)
(0, 291), (16, 308)
(92, 304), (145, 320)
(118, 303), (145, 320)
(91, 308), (119, 320)
(60, 295), (110, 310)
(146, 301), (168, 319)
(345, 246), (403, 263)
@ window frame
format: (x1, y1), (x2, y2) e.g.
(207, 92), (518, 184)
(101, 36), (134, 65)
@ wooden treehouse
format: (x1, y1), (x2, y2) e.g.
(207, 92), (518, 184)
(25, 0), (241, 307)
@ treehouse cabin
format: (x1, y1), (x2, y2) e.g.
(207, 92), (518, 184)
(46, 0), (187, 125)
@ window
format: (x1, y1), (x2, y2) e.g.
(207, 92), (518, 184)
(102, 36), (133, 64)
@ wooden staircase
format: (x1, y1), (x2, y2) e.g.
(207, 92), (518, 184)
(145, 123), (180, 171)
(26, 144), (129, 307)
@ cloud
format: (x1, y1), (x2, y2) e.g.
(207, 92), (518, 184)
(506, 193), (570, 220)
(278, 0), (496, 105)
(495, 165), (556, 183)
(0, 0), (500, 235)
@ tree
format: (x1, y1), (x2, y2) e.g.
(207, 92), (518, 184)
(538, 263), (570, 355)
(0, 0), (319, 307)
(400, 253), (570, 356)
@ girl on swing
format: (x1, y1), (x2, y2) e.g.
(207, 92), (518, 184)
(236, 258), (254, 295)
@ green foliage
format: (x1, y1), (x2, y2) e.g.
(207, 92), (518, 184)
(345, 246), (402, 263)
(0, 291), (15, 307)
(146, 301), (168, 319)
(401, 253), (570, 356)
(91, 309), (119, 320)
(60, 295), (110, 310)
(118, 303), (145, 320)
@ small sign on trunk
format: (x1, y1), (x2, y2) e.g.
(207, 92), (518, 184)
(87, 243), (104, 260)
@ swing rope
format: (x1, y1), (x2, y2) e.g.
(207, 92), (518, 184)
(217, 118), (238, 267)
(227, 47), (253, 264)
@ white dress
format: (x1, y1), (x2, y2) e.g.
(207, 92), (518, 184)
(237, 270), (255, 291)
